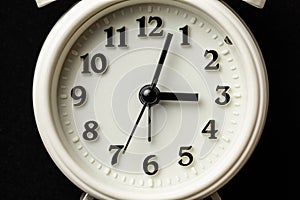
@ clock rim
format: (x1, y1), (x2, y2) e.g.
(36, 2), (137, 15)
(32, 0), (269, 199)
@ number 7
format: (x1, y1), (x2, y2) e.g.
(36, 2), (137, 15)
(109, 145), (124, 166)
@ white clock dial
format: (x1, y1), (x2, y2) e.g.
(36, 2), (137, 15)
(33, 0), (268, 199)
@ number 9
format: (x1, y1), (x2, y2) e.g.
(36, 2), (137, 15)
(71, 85), (87, 107)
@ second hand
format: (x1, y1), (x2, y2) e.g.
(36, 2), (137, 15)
(123, 103), (148, 154)
(123, 33), (173, 154)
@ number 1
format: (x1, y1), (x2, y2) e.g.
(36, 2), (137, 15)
(179, 25), (190, 46)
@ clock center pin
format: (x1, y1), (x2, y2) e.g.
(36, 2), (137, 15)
(139, 85), (160, 106)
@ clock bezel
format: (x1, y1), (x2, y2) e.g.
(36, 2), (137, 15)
(33, 0), (268, 199)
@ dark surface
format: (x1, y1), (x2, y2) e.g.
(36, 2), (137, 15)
(0, 0), (293, 199)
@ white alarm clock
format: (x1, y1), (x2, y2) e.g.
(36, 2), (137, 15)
(33, 0), (268, 199)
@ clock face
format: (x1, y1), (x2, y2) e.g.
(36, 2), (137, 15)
(33, 0), (268, 199)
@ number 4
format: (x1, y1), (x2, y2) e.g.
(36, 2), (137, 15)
(202, 120), (218, 139)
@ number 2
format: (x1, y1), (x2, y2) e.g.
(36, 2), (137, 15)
(204, 50), (220, 70)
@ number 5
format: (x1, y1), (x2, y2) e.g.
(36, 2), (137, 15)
(178, 146), (193, 167)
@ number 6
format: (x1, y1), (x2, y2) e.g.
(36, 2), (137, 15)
(143, 155), (159, 176)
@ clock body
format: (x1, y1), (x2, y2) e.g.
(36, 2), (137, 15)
(33, 0), (268, 199)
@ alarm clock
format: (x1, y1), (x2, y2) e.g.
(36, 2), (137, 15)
(33, 0), (268, 199)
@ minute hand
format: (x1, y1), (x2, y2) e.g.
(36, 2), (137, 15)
(151, 33), (173, 88)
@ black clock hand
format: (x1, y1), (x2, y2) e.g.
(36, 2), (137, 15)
(123, 103), (148, 154)
(124, 34), (173, 151)
(147, 33), (173, 143)
(159, 92), (199, 101)
(125, 34), (173, 149)
(147, 92), (197, 143)
(151, 33), (173, 88)
(145, 91), (198, 143)
(148, 105), (151, 142)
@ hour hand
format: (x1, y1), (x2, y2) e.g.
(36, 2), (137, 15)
(158, 92), (199, 102)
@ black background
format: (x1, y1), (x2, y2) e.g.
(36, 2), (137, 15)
(0, 0), (293, 199)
